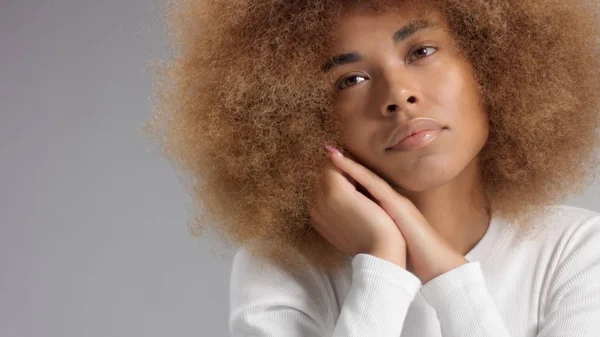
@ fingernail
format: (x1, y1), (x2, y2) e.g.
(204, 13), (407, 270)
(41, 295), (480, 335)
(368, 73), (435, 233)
(325, 144), (344, 157)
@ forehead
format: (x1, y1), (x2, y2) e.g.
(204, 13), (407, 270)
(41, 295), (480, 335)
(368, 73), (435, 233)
(329, 4), (448, 50)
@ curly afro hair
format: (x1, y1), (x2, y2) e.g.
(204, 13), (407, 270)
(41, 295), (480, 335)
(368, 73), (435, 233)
(142, 0), (600, 272)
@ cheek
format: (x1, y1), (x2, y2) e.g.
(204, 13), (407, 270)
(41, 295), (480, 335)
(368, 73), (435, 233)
(441, 66), (488, 134)
(432, 68), (489, 159)
(334, 102), (372, 144)
(340, 119), (373, 147)
(454, 101), (489, 160)
(460, 86), (488, 142)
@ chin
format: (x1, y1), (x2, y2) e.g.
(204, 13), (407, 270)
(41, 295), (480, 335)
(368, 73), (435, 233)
(387, 156), (467, 193)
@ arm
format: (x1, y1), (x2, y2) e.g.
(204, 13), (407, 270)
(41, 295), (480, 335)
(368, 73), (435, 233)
(229, 247), (421, 337)
(419, 261), (512, 336)
(536, 215), (600, 336)
(419, 215), (600, 337)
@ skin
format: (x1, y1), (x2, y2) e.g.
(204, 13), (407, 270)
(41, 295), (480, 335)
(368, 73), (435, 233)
(316, 3), (491, 275)
(312, 146), (468, 283)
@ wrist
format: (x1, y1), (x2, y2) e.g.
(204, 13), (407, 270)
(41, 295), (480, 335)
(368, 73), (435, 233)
(366, 247), (406, 269)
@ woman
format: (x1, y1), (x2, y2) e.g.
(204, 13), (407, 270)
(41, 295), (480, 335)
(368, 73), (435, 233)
(143, 0), (600, 335)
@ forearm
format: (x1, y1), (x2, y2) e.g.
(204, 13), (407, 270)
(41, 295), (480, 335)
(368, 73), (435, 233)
(329, 253), (421, 337)
(420, 261), (512, 337)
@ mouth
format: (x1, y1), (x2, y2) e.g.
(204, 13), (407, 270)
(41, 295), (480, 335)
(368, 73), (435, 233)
(385, 118), (447, 152)
(386, 128), (446, 152)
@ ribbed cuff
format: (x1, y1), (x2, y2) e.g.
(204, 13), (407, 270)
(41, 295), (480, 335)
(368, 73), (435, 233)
(419, 261), (485, 306)
(418, 261), (509, 336)
(352, 253), (422, 297)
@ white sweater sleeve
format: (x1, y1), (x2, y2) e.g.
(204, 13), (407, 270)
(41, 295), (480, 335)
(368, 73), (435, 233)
(228, 247), (422, 337)
(536, 215), (600, 336)
(419, 261), (512, 336)
(418, 215), (600, 337)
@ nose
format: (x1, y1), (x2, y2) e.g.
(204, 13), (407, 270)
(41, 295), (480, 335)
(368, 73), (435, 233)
(380, 76), (423, 118)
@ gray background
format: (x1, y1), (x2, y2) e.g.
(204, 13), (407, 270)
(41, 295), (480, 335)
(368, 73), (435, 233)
(1, 1), (598, 337)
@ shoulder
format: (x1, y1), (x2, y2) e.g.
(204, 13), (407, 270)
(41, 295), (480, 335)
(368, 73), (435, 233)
(547, 204), (600, 261)
(230, 244), (328, 284)
(544, 204), (600, 226)
(536, 205), (600, 321)
(229, 245), (335, 314)
(502, 204), (600, 275)
(529, 205), (600, 291)
(229, 244), (337, 335)
(527, 204), (600, 243)
(230, 244), (326, 293)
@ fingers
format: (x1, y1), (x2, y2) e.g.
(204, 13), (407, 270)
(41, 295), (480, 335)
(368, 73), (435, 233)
(318, 156), (357, 195)
(325, 146), (395, 204)
(310, 159), (344, 216)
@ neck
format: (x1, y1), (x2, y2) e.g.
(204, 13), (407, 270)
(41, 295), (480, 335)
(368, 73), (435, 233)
(395, 156), (491, 256)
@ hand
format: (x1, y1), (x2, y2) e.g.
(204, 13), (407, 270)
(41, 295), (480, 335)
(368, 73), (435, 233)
(322, 145), (468, 284)
(308, 147), (407, 268)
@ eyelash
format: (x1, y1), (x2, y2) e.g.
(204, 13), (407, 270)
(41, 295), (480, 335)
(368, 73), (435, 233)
(336, 46), (438, 90)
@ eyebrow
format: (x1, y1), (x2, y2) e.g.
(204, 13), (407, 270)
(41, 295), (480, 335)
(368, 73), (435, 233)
(322, 19), (440, 73)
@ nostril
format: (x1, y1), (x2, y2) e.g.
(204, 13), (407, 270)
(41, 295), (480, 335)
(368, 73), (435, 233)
(407, 96), (416, 103)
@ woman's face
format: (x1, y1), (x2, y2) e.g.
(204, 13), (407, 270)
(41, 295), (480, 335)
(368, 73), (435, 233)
(324, 4), (489, 193)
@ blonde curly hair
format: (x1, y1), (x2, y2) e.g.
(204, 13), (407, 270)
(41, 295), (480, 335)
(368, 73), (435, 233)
(142, 0), (600, 272)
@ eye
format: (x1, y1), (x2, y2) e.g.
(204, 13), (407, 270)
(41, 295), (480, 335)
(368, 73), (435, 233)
(409, 46), (437, 62)
(337, 74), (367, 90)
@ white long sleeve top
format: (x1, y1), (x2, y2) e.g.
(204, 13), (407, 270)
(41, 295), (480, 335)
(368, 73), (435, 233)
(228, 204), (600, 336)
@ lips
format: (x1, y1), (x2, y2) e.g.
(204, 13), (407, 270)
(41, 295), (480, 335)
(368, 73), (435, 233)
(386, 118), (444, 150)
